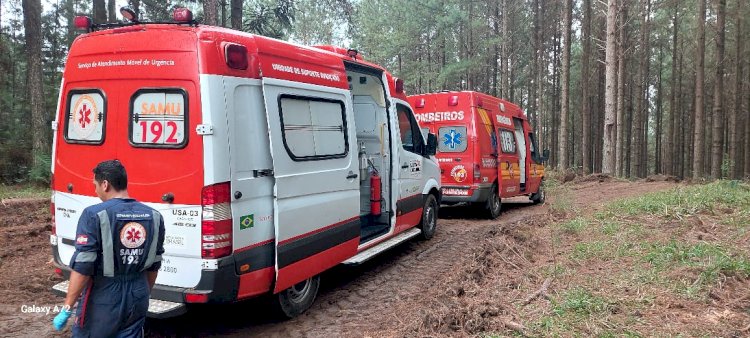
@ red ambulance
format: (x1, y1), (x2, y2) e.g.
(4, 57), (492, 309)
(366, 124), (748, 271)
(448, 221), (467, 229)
(50, 9), (441, 318)
(407, 91), (548, 219)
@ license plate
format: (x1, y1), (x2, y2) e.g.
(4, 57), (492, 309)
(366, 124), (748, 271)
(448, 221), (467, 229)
(442, 188), (469, 196)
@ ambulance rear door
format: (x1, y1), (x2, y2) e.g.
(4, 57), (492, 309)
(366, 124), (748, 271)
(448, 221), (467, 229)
(260, 78), (360, 293)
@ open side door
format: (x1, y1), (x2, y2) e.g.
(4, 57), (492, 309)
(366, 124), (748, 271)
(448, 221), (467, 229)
(261, 78), (360, 293)
(497, 127), (521, 197)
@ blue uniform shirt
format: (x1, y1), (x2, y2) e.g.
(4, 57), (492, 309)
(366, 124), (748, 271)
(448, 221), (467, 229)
(70, 198), (165, 277)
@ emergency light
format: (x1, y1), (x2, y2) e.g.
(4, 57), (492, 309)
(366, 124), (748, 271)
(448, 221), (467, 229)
(416, 98), (426, 108)
(73, 16), (92, 31)
(225, 44), (249, 70)
(476, 97), (483, 107)
(448, 95), (459, 106)
(173, 8), (194, 23)
(394, 78), (404, 94)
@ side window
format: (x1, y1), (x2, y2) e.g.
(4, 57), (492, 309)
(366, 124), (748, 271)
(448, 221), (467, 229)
(130, 89), (188, 148)
(279, 95), (347, 160)
(438, 126), (468, 153)
(397, 104), (424, 154)
(499, 129), (517, 154)
(65, 90), (106, 144)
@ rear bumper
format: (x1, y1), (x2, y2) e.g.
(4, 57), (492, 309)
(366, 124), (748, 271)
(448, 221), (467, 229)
(441, 185), (492, 203)
(51, 242), (241, 319)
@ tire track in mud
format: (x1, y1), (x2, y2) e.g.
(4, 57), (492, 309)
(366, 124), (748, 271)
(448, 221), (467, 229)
(145, 201), (546, 337)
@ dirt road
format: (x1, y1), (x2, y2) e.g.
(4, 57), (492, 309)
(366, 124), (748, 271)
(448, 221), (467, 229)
(0, 179), (677, 337)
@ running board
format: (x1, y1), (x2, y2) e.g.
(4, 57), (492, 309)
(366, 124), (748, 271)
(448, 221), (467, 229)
(52, 280), (187, 319)
(343, 227), (421, 266)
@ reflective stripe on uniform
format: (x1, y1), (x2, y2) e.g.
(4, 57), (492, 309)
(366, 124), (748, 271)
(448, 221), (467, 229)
(75, 251), (98, 263)
(97, 210), (115, 277)
(142, 210), (160, 271)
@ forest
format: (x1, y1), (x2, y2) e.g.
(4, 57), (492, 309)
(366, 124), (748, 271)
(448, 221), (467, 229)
(1, 0), (748, 183)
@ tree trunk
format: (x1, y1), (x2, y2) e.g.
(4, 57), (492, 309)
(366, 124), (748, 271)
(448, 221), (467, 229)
(501, 0), (509, 98)
(615, 1), (627, 176)
(22, 0), (47, 172)
(602, 0), (617, 174)
(745, 63), (750, 178)
(693, 0), (707, 180)
(667, 4), (679, 176)
(559, 0), (571, 169)
(630, 0), (648, 178)
(710, 0), (726, 179)
(231, 0), (243, 30)
(655, 45), (664, 174)
(108, 0), (116, 22)
(730, 10), (742, 178)
(204, 0), (219, 26)
(93, 0), (107, 23)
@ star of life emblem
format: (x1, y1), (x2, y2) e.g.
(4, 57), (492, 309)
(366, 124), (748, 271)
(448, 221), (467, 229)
(120, 222), (147, 249)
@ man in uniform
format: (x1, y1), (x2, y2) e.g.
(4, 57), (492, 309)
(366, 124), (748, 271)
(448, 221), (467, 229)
(53, 160), (165, 337)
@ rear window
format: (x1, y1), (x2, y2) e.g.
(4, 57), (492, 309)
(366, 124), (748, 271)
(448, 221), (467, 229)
(499, 129), (516, 154)
(129, 89), (188, 148)
(438, 126), (467, 153)
(65, 89), (106, 144)
(279, 95), (347, 160)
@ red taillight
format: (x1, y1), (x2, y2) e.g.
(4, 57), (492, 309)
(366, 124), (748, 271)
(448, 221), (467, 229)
(474, 164), (481, 180)
(416, 98), (425, 108)
(201, 182), (232, 259)
(74, 16), (92, 30)
(185, 293), (208, 303)
(50, 174), (56, 235)
(225, 44), (248, 70)
(54, 268), (63, 277)
(448, 95), (459, 106)
(173, 8), (193, 23)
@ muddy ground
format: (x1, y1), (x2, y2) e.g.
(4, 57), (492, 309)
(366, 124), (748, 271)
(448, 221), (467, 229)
(2, 178), (744, 337)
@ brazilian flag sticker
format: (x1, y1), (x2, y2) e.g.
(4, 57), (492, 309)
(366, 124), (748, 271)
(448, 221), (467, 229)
(240, 214), (254, 230)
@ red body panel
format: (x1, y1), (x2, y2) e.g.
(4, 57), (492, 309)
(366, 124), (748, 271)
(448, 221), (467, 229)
(274, 238), (359, 293)
(237, 267), (274, 299)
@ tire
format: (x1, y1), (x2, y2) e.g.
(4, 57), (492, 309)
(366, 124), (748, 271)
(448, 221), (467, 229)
(530, 184), (545, 204)
(274, 275), (320, 318)
(418, 194), (438, 240)
(485, 185), (502, 219)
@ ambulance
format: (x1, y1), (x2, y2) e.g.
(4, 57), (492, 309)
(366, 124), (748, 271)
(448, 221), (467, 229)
(407, 91), (547, 219)
(50, 8), (441, 318)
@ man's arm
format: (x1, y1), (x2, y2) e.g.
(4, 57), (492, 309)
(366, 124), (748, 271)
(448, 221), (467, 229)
(147, 270), (158, 291)
(63, 271), (92, 308)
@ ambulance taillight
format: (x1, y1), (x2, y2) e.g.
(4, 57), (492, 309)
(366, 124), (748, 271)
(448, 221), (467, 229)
(201, 182), (233, 258)
(474, 164), (481, 180)
(50, 174), (55, 235)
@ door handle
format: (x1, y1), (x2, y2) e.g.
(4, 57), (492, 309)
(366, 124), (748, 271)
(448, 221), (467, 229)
(346, 173), (358, 179)
(401, 163), (409, 169)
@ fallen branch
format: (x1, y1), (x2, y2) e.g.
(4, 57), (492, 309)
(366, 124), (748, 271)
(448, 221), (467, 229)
(523, 277), (552, 305)
(502, 318), (528, 336)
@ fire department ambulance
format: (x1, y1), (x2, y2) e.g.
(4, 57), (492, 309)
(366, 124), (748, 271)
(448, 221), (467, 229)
(50, 9), (441, 318)
(407, 91), (547, 219)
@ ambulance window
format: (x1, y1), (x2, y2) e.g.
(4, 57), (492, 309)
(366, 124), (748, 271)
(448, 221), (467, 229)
(397, 104), (424, 154)
(279, 95), (347, 160)
(129, 89), (188, 148)
(64, 90), (106, 144)
(499, 129), (517, 154)
(437, 126), (468, 153)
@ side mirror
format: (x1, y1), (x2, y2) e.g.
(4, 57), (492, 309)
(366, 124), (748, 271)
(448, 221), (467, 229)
(542, 149), (550, 162)
(425, 133), (438, 156)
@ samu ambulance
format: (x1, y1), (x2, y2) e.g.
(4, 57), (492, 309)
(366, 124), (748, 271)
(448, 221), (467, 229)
(50, 8), (441, 318)
(407, 91), (547, 219)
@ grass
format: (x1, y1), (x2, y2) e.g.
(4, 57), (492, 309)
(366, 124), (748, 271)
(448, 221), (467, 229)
(558, 217), (588, 234)
(0, 184), (50, 199)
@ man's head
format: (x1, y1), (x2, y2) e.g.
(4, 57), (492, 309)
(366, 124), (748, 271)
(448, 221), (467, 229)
(92, 160), (128, 201)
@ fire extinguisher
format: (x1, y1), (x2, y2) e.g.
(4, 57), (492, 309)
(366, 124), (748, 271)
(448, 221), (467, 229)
(370, 169), (382, 216)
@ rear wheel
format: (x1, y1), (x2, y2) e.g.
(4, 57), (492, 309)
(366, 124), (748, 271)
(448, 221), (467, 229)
(485, 185), (502, 219)
(274, 275), (320, 318)
(418, 194), (438, 240)
(530, 184), (545, 204)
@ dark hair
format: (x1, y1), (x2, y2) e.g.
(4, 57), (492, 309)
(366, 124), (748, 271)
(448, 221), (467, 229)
(93, 160), (127, 191)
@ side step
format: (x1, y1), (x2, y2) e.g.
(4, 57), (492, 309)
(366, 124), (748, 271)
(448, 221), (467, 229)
(52, 281), (187, 319)
(343, 227), (421, 266)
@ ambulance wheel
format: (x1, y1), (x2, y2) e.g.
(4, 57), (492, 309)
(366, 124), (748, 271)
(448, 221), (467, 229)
(531, 185), (545, 204)
(485, 186), (502, 219)
(275, 275), (320, 318)
(418, 194), (438, 240)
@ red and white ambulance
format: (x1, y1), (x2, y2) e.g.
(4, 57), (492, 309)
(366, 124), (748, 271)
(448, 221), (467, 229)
(50, 9), (441, 318)
(407, 91), (547, 219)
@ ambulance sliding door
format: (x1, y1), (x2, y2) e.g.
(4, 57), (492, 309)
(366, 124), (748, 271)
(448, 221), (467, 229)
(261, 78), (360, 293)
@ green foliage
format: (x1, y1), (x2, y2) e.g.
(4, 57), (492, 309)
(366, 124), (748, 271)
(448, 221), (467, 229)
(558, 217), (588, 234)
(0, 183), (50, 199)
(553, 287), (613, 316)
